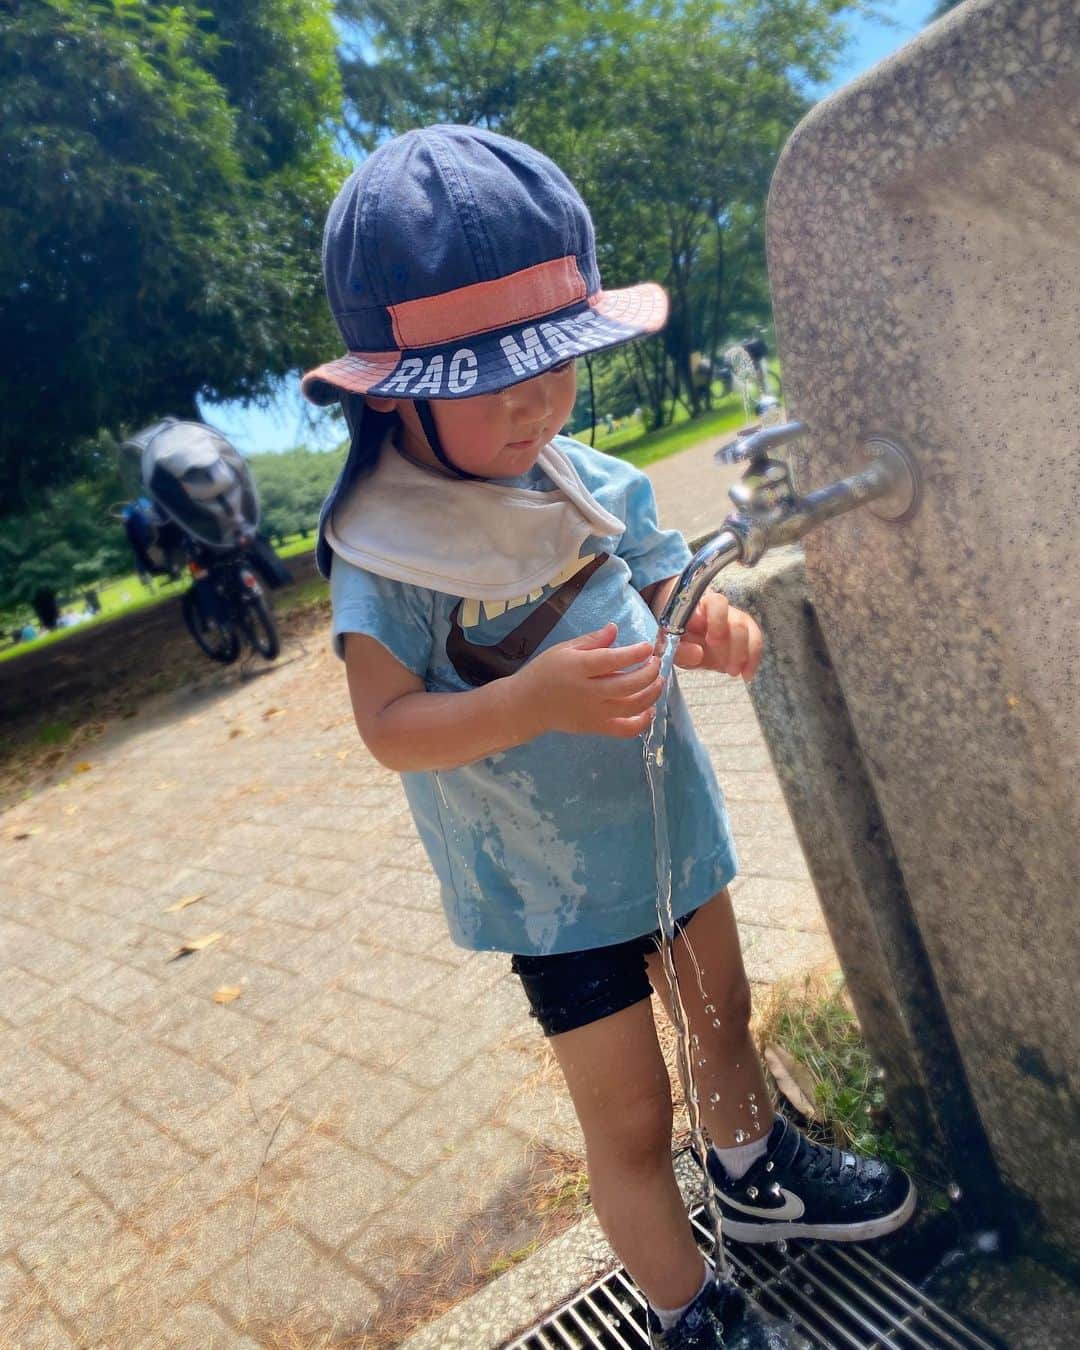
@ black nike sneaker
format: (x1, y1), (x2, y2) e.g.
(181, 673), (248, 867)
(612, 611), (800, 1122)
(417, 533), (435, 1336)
(647, 1274), (811, 1349)
(706, 1115), (916, 1244)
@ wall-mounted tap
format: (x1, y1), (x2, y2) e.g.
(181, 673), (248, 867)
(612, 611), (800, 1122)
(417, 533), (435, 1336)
(660, 420), (920, 635)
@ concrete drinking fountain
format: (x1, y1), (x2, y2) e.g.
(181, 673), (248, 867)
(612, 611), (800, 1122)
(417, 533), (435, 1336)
(403, 2), (1080, 1345)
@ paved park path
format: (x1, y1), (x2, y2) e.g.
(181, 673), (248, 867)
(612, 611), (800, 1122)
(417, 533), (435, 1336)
(0, 435), (835, 1347)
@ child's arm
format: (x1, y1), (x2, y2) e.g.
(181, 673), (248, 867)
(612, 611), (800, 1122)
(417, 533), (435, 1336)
(639, 577), (763, 681)
(344, 622), (662, 772)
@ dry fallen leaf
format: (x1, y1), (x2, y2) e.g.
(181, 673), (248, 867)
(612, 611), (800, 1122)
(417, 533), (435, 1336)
(228, 727), (244, 739)
(163, 892), (206, 914)
(336, 749), (351, 762)
(212, 986), (242, 1005)
(262, 706), (287, 720)
(167, 932), (225, 962)
(74, 762), (93, 774)
(13, 828), (44, 841)
(764, 1044), (822, 1121)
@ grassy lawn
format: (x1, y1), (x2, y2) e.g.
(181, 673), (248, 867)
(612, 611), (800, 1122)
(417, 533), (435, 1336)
(0, 528), (320, 666)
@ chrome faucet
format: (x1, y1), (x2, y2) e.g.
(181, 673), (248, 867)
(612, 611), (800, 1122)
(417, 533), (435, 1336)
(659, 420), (920, 635)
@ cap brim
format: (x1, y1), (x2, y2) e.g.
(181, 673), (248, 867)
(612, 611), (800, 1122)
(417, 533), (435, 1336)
(301, 283), (668, 406)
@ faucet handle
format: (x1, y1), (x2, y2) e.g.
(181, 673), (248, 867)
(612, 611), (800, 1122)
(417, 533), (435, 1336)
(716, 419), (807, 468)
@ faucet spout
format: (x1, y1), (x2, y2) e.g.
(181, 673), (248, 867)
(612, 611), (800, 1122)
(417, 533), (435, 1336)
(659, 530), (742, 636)
(658, 423), (920, 637)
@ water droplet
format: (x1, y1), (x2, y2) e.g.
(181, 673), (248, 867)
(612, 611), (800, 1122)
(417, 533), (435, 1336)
(947, 1182), (962, 1202)
(655, 745), (664, 766)
(712, 1018), (723, 1029)
(776, 1239), (789, 1255)
(704, 1004), (716, 1014)
(734, 1129), (749, 1143)
(709, 1092), (721, 1104)
(692, 1034), (700, 1047)
(747, 1093), (756, 1102)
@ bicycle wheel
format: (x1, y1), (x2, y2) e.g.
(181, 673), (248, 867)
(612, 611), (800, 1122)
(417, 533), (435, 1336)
(181, 588), (241, 664)
(240, 594), (281, 661)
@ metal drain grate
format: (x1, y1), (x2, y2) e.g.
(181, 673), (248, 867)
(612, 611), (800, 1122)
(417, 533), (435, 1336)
(505, 1204), (999, 1350)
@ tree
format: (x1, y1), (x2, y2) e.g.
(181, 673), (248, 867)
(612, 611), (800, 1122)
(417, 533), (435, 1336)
(336, 0), (861, 427)
(249, 445), (347, 543)
(0, 0), (346, 513)
(929, 0), (964, 17)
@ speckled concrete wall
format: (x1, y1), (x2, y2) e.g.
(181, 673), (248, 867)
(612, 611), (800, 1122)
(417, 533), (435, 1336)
(765, 0), (1080, 1254)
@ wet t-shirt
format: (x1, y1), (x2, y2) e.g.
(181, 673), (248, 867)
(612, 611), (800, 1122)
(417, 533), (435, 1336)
(330, 436), (737, 955)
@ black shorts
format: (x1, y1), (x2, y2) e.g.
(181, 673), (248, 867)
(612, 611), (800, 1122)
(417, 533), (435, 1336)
(510, 907), (701, 1037)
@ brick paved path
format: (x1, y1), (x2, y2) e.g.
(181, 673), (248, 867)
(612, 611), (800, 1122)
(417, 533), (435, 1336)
(0, 438), (834, 1347)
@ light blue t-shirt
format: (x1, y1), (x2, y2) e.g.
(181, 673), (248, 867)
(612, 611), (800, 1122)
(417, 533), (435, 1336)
(330, 435), (737, 955)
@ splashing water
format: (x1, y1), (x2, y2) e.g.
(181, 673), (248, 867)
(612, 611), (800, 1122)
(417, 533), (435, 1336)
(723, 344), (759, 423)
(643, 628), (729, 1278)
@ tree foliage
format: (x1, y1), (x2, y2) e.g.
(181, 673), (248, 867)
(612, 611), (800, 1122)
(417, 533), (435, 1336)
(336, 0), (861, 426)
(248, 445), (347, 544)
(0, 0), (346, 513)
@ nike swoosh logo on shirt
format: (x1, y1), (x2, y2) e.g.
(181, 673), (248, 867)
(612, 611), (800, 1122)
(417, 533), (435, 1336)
(446, 552), (609, 687)
(721, 1188), (806, 1221)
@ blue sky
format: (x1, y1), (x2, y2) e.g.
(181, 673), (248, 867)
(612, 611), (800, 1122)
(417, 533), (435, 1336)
(200, 1), (939, 456)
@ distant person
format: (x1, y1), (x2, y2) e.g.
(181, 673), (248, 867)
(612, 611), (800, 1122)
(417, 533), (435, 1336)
(301, 127), (914, 1349)
(31, 587), (59, 631)
(604, 411), (614, 433)
(83, 589), (101, 615)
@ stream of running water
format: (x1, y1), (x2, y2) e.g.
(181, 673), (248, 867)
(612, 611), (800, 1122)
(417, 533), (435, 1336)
(642, 627), (729, 1280)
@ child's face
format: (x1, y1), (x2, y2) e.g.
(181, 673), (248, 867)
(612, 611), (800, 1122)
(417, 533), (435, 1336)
(369, 362), (577, 478)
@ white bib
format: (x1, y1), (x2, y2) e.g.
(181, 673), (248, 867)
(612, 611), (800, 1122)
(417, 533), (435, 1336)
(325, 439), (625, 602)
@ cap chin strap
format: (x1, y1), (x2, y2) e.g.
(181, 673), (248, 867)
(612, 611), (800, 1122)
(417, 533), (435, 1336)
(414, 400), (486, 481)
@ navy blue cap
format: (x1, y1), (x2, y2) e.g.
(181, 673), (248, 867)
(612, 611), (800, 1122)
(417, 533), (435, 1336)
(302, 125), (667, 405)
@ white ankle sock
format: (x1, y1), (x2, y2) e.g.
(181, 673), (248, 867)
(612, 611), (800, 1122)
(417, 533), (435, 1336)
(711, 1132), (769, 1181)
(652, 1263), (711, 1329)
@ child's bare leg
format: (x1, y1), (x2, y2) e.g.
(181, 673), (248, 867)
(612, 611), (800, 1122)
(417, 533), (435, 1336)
(547, 999), (705, 1311)
(645, 888), (772, 1146)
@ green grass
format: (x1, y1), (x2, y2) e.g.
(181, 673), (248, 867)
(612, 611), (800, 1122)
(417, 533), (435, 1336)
(757, 972), (914, 1171)
(0, 529), (320, 666)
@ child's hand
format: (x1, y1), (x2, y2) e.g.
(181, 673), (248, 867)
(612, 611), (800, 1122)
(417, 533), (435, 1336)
(514, 622), (662, 738)
(675, 591), (763, 680)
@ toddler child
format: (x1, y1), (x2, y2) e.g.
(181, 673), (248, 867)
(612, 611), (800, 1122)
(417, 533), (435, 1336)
(302, 125), (914, 1349)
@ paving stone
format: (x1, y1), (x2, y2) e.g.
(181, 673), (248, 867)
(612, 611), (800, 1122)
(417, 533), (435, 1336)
(0, 967), (56, 1023)
(149, 1301), (262, 1349)
(56, 1098), (199, 1218)
(0, 1152), (100, 1250)
(390, 976), (535, 1090)
(0, 1040), (85, 1132)
(16, 1200), (147, 1322)
(0, 1303), (74, 1348)
(265, 1133), (401, 1248)
(63, 958), (164, 1016)
(738, 924), (837, 985)
(346, 1124), (534, 1278)
(346, 897), (451, 956)
(123, 1045), (234, 1142)
(337, 947), (455, 1003)
(734, 830), (815, 882)
(369, 1053), (524, 1178)
(307, 994), (440, 1071)
(151, 1000), (285, 1081)
(285, 1056), (421, 1149)
(268, 856), (359, 895)
(729, 874), (826, 934)
(211, 1224), (380, 1335)
(243, 1041), (337, 1114)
